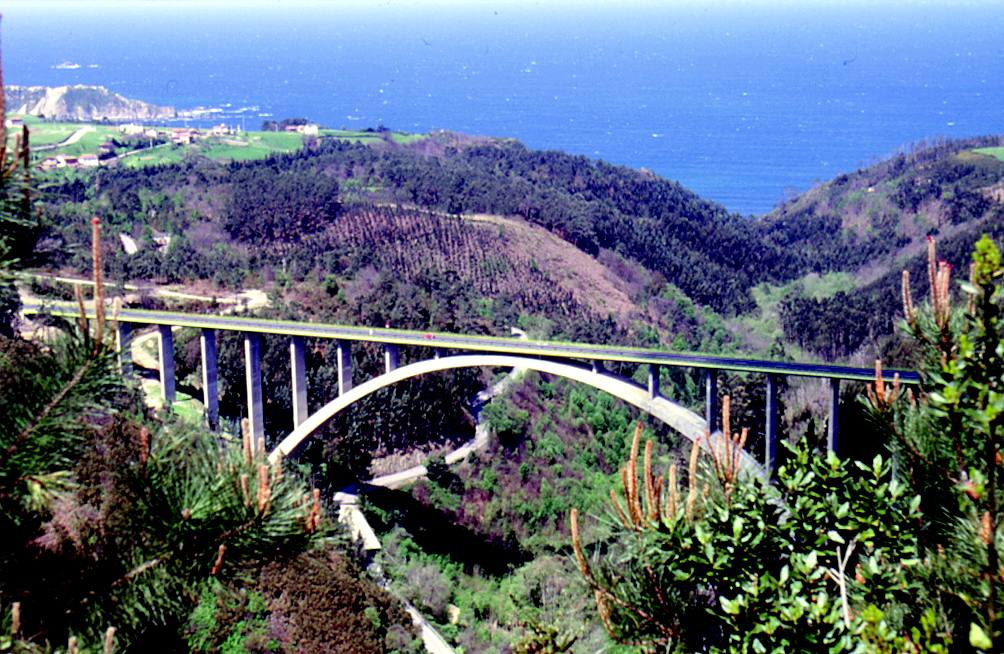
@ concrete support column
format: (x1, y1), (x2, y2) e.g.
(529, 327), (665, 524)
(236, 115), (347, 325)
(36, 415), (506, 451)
(827, 378), (841, 456)
(384, 343), (400, 374)
(244, 333), (264, 452)
(591, 360), (605, 374)
(116, 322), (133, 374)
(336, 340), (353, 395)
(290, 336), (308, 428)
(705, 368), (718, 431)
(200, 329), (219, 431)
(765, 373), (779, 474)
(157, 324), (175, 406)
(433, 347), (444, 360)
(648, 364), (661, 399)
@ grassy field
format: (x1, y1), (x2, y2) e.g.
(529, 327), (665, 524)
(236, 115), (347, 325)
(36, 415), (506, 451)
(21, 118), (427, 170)
(389, 132), (428, 145)
(43, 125), (121, 157)
(973, 147), (1004, 162)
(319, 128), (386, 144)
(6, 115), (83, 147)
(23, 122), (81, 147)
(734, 271), (854, 353)
(122, 131), (305, 167)
(199, 131), (304, 161)
(143, 379), (206, 425)
(319, 128), (428, 145)
(120, 144), (189, 168)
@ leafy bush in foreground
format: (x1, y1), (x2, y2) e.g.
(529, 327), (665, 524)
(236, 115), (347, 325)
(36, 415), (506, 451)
(573, 236), (1004, 652)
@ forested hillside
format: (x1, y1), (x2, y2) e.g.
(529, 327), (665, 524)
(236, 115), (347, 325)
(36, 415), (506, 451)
(24, 128), (1004, 651)
(761, 136), (1004, 361)
(41, 134), (804, 313)
(1, 108), (422, 654)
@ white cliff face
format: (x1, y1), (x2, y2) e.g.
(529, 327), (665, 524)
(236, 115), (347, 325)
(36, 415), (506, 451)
(4, 85), (176, 121)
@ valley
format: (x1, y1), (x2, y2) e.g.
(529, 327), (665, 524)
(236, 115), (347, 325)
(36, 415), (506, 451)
(5, 0), (1004, 648)
(12, 111), (1003, 650)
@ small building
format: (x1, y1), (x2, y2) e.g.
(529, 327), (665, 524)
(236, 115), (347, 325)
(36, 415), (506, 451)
(144, 128), (159, 139)
(119, 233), (139, 255)
(210, 123), (232, 136)
(98, 141), (117, 154)
(4, 117), (24, 128)
(119, 123), (145, 136)
(56, 154), (78, 167)
(171, 128), (201, 145)
(40, 158), (59, 170)
(284, 123), (319, 135)
(79, 153), (100, 167)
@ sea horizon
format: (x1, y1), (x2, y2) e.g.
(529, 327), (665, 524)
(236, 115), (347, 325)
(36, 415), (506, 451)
(3, 0), (1001, 215)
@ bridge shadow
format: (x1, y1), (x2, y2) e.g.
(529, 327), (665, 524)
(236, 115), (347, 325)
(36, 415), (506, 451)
(357, 483), (529, 575)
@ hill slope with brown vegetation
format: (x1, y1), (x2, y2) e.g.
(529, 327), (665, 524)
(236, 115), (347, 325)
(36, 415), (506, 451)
(758, 136), (1004, 360)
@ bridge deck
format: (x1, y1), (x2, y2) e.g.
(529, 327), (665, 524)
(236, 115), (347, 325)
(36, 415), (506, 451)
(23, 301), (919, 383)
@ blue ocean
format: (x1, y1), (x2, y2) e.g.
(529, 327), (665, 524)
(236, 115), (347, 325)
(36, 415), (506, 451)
(4, 0), (1002, 215)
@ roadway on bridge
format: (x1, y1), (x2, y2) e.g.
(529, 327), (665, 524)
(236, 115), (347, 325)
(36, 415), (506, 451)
(22, 301), (919, 384)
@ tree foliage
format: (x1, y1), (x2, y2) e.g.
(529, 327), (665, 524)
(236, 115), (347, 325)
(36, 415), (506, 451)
(572, 236), (1004, 652)
(0, 103), (416, 654)
(223, 166), (340, 246)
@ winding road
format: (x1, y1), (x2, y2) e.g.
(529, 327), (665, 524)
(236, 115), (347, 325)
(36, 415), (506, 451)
(34, 125), (96, 152)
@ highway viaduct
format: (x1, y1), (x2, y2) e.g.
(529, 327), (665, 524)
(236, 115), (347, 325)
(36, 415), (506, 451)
(24, 302), (919, 474)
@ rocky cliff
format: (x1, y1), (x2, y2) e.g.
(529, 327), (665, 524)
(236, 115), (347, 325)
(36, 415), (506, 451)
(5, 85), (176, 121)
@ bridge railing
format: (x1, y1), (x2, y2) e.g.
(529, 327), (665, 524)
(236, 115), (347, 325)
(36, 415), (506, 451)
(24, 301), (920, 472)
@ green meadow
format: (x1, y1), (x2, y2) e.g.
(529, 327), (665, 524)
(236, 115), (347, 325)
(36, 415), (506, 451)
(18, 117), (429, 169)
(973, 146), (1004, 162)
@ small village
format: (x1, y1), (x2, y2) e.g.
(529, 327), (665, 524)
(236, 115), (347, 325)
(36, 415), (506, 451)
(4, 116), (322, 171)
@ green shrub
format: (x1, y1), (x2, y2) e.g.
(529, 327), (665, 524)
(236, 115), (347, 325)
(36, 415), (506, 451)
(572, 235), (1004, 651)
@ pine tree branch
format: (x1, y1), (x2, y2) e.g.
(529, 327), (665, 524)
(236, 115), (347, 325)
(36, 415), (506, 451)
(5, 357), (93, 459)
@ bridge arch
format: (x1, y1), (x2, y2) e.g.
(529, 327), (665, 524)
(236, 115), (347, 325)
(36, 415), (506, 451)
(269, 353), (760, 472)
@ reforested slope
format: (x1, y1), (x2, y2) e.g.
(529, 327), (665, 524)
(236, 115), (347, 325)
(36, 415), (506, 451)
(41, 134), (802, 315)
(759, 136), (1004, 360)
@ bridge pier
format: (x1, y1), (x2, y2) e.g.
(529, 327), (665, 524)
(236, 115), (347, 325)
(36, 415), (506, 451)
(705, 368), (718, 431)
(336, 340), (353, 395)
(116, 322), (133, 374)
(157, 325), (176, 406)
(384, 344), (399, 374)
(433, 347), (444, 360)
(291, 336), (308, 428)
(828, 378), (840, 456)
(648, 364), (661, 399)
(765, 373), (779, 474)
(244, 333), (264, 450)
(201, 328), (219, 431)
(591, 360), (605, 374)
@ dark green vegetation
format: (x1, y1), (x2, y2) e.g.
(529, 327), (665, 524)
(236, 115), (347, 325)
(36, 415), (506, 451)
(20, 92), (1004, 651)
(574, 236), (1004, 651)
(0, 322), (421, 653)
(42, 131), (796, 312)
(767, 140), (1004, 360)
(1, 93), (420, 652)
(363, 379), (688, 651)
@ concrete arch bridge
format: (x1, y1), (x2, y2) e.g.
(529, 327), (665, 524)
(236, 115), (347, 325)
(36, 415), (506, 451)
(25, 302), (919, 474)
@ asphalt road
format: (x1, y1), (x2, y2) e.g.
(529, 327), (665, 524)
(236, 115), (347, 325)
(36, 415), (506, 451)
(23, 301), (920, 383)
